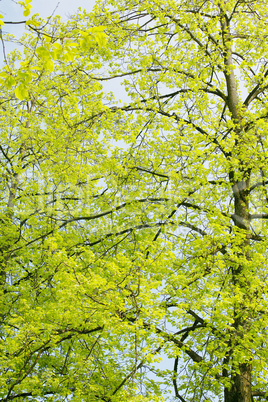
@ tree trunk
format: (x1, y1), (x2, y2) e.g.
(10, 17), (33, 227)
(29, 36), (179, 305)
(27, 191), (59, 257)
(224, 177), (252, 402)
(225, 363), (252, 402)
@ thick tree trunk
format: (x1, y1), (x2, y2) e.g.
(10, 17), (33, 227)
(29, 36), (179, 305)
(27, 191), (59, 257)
(225, 363), (252, 402)
(224, 179), (252, 402)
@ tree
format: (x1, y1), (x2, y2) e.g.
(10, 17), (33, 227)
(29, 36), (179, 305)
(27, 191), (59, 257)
(86, 0), (268, 400)
(1, 0), (268, 401)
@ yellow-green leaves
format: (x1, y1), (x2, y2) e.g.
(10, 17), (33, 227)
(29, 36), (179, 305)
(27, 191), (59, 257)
(79, 26), (107, 50)
(51, 42), (63, 60)
(14, 84), (28, 100)
(2, 0), (268, 400)
(0, 15), (113, 397)
(90, 26), (108, 47)
(36, 46), (54, 72)
(1, 17), (107, 101)
(0, 13), (4, 27)
(18, 0), (32, 17)
(4, 75), (16, 89)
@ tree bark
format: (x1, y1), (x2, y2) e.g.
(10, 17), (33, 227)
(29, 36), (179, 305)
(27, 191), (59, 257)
(225, 363), (252, 402)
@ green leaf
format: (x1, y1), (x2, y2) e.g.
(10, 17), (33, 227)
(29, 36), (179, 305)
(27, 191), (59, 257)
(14, 84), (28, 100)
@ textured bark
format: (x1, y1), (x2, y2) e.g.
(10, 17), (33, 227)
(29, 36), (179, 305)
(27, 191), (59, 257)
(224, 185), (252, 402)
(225, 364), (252, 402)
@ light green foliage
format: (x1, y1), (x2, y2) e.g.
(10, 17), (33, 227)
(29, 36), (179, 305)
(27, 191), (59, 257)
(1, 8), (107, 100)
(87, 0), (267, 400)
(0, 0), (268, 401)
(18, 0), (32, 17)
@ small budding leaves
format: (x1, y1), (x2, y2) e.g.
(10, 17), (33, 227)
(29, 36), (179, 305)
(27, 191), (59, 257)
(10, 25), (107, 100)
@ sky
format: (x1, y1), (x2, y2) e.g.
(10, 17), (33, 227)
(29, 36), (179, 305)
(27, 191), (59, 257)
(1, 0), (94, 20)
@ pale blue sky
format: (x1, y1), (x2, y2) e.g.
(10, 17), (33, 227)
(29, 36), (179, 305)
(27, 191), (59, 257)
(0, 0), (94, 40)
(1, 0), (94, 20)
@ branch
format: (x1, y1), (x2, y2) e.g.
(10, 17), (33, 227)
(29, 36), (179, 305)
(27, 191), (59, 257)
(244, 69), (268, 107)
(60, 197), (170, 227)
(1, 391), (57, 401)
(173, 356), (188, 402)
(173, 355), (188, 402)
(133, 166), (169, 179)
(249, 180), (268, 192)
(178, 221), (208, 237)
(3, 21), (27, 24)
(187, 309), (206, 325)
(252, 391), (268, 400)
(111, 360), (144, 397)
(145, 323), (203, 363)
(250, 214), (268, 220)
(118, 310), (203, 363)
(0, 28), (8, 66)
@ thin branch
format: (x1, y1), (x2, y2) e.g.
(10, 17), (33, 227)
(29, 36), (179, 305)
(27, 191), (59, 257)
(249, 180), (268, 192)
(252, 391), (268, 400)
(0, 28), (8, 66)
(3, 21), (26, 24)
(244, 69), (268, 107)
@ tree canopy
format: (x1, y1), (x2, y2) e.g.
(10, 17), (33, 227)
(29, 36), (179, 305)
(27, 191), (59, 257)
(0, 0), (268, 401)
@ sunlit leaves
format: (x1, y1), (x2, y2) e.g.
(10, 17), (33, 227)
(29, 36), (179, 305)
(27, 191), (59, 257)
(0, 0), (268, 401)
(18, 0), (32, 17)
(14, 83), (28, 100)
(1, 13), (107, 101)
